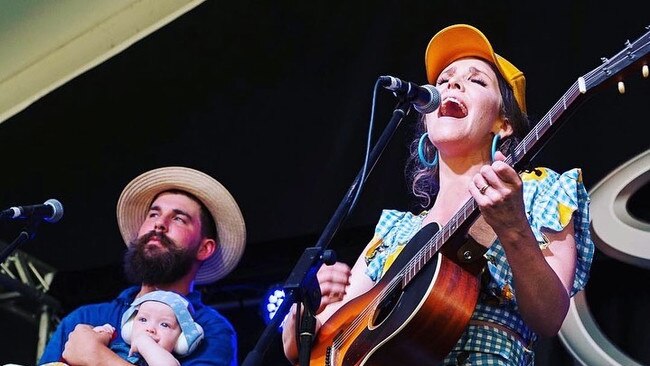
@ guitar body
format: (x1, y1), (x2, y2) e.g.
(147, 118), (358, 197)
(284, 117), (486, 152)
(311, 223), (484, 366)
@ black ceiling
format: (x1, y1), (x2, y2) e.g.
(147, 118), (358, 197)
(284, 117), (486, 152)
(1, 1), (649, 364)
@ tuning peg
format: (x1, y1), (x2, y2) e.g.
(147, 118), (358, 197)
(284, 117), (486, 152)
(643, 64), (649, 78)
(617, 81), (626, 94)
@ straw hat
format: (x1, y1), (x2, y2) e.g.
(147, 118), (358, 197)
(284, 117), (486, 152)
(117, 167), (246, 284)
(424, 24), (527, 113)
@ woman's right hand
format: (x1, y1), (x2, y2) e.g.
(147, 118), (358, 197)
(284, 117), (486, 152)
(282, 261), (351, 362)
(316, 262), (352, 312)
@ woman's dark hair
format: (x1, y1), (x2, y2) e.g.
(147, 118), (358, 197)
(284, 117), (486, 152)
(406, 61), (531, 208)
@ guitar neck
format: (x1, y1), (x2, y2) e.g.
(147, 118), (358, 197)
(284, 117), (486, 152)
(511, 80), (583, 171)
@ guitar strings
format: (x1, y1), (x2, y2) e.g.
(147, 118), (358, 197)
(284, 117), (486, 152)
(332, 274), (403, 347)
(332, 225), (449, 347)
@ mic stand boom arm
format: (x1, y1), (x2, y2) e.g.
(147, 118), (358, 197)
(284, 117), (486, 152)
(0, 218), (41, 264)
(242, 98), (412, 366)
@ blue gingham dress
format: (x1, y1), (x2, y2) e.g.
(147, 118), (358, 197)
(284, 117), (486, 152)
(364, 168), (594, 365)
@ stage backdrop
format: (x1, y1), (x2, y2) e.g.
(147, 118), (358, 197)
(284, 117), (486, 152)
(0, 1), (648, 365)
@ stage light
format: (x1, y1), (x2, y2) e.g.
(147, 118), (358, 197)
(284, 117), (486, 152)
(261, 283), (286, 327)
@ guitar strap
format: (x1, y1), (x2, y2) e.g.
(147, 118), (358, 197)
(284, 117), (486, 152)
(467, 215), (497, 248)
(450, 215), (493, 277)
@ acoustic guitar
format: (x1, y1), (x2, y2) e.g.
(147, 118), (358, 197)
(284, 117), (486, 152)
(309, 27), (650, 366)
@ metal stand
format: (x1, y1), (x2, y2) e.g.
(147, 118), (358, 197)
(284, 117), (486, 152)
(242, 98), (413, 366)
(0, 221), (60, 363)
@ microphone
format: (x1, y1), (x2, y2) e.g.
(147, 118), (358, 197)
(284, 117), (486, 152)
(379, 75), (440, 114)
(0, 199), (64, 223)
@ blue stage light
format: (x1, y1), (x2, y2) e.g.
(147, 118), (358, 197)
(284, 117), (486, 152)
(261, 283), (286, 327)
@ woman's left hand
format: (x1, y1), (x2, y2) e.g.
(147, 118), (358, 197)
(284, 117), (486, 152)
(470, 151), (528, 233)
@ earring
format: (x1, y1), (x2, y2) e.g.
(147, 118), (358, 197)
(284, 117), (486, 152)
(418, 133), (438, 168)
(491, 134), (501, 162)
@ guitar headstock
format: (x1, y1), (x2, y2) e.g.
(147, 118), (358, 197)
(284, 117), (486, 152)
(578, 25), (650, 94)
(509, 25), (650, 171)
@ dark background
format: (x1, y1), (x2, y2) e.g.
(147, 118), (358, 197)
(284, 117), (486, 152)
(1, 1), (649, 364)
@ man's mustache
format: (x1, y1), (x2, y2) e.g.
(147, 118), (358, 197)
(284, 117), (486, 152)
(137, 230), (176, 249)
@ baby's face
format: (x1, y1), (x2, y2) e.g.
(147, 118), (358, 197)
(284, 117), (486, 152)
(132, 300), (182, 352)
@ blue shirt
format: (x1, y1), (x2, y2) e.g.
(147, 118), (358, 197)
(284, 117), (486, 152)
(38, 286), (237, 366)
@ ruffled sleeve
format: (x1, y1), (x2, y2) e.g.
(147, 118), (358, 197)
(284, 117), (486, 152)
(364, 209), (424, 282)
(520, 167), (595, 296)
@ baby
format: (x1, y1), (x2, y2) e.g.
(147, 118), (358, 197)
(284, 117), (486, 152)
(94, 290), (204, 366)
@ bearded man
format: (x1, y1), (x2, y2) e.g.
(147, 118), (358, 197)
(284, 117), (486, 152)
(39, 167), (246, 366)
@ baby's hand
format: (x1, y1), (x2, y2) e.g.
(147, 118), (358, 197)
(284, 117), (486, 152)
(129, 332), (158, 356)
(92, 323), (115, 335)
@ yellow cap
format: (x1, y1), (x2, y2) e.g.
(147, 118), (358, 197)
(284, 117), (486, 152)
(425, 24), (526, 113)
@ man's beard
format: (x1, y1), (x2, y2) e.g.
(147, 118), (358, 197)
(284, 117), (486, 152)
(123, 231), (199, 285)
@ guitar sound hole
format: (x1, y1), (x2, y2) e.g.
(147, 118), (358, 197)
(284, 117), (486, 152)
(370, 284), (403, 328)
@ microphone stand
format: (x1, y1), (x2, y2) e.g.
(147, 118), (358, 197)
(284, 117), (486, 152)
(0, 218), (41, 264)
(242, 98), (413, 366)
